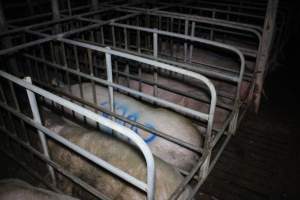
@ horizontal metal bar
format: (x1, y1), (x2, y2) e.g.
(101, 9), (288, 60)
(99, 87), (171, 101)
(186, 0), (266, 12)
(61, 12), (140, 38)
(166, 4), (265, 20)
(0, 37), (54, 56)
(152, 9), (263, 32)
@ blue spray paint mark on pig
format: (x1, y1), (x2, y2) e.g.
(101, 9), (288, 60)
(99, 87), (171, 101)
(100, 101), (157, 144)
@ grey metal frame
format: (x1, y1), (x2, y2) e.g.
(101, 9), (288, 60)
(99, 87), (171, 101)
(0, 34), (218, 197)
(0, 70), (156, 200)
(0, 0), (281, 198)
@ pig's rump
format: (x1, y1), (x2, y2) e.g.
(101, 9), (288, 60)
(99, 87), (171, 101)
(43, 109), (190, 200)
(60, 83), (202, 171)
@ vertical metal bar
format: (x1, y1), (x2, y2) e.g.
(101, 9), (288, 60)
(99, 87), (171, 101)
(254, 0), (279, 112)
(138, 67), (142, 92)
(189, 21), (195, 63)
(33, 49), (41, 83)
(153, 32), (158, 97)
(26, 0), (34, 15)
(124, 27), (128, 50)
(51, 0), (60, 20)
(73, 45), (86, 122)
(61, 43), (71, 92)
(90, 30), (95, 42)
(153, 32), (158, 58)
(73, 46), (84, 99)
(111, 26), (116, 47)
(184, 19), (189, 63)
(170, 17), (174, 57)
(125, 64), (130, 87)
(100, 26), (104, 45)
(50, 41), (60, 88)
(0, 82), (18, 156)
(91, 0), (99, 11)
(114, 61), (119, 84)
(146, 15), (151, 51)
(0, 1), (7, 31)
(105, 48), (114, 113)
(88, 49), (97, 106)
(136, 17), (141, 53)
(137, 28), (141, 53)
(40, 44), (50, 84)
(24, 77), (56, 186)
(199, 153), (210, 180)
(8, 79), (33, 163)
(67, 0), (72, 16)
(0, 1), (18, 75)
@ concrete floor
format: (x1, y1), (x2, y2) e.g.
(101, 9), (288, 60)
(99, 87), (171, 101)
(200, 68), (300, 200)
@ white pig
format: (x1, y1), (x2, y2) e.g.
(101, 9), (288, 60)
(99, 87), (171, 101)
(43, 110), (190, 200)
(64, 83), (202, 172)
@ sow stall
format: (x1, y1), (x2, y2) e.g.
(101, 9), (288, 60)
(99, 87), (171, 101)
(0, 0), (281, 199)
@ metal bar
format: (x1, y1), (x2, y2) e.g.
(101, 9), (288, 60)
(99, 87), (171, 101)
(187, 134), (232, 199)
(0, 37), (55, 56)
(189, 21), (195, 63)
(91, 0), (99, 11)
(24, 77), (57, 186)
(105, 48), (114, 113)
(153, 32), (158, 97)
(88, 49), (97, 107)
(159, 4), (265, 21)
(184, 19), (188, 63)
(254, 0), (279, 112)
(0, 71), (156, 200)
(169, 152), (207, 200)
(0, 1), (6, 31)
(152, 9), (262, 31)
(51, 0), (60, 20)
(0, 1), (19, 75)
(187, 0), (266, 12)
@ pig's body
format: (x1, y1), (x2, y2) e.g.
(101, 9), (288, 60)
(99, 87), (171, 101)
(44, 110), (190, 200)
(0, 179), (78, 200)
(64, 83), (202, 171)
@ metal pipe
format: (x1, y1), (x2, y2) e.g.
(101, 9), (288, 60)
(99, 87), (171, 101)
(24, 76), (57, 186)
(51, 0), (60, 20)
(91, 0), (99, 11)
(105, 48), (114, 113)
